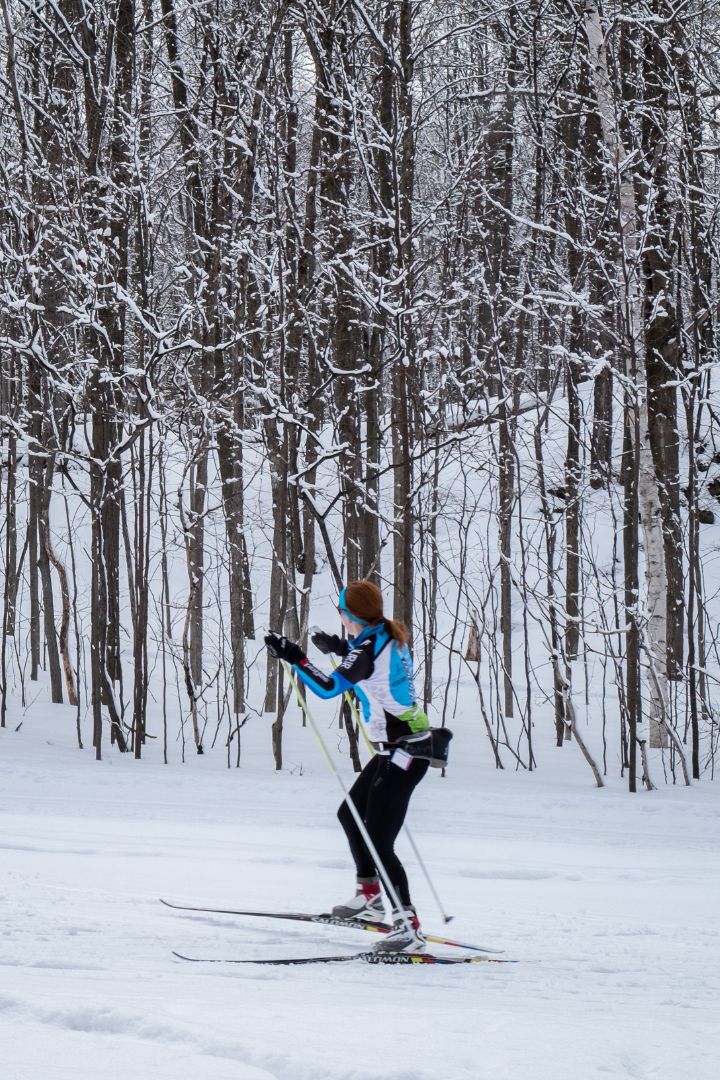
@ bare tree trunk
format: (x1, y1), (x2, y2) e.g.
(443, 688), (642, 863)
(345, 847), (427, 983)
(1, 430), (17, 728)
(392, 0), (417, 633)
(132, 429), (152, 758)
(676, 22), (714, 777)
(640, 5), (683, 689)
(498, 402), (515, 717)
(534, 421), (568, 746)
(38, 455), (75, 704)
(558, 78), (585, 663)
(590, 365), (614, 489)
(564, 356), (582, 664)
(584, 0), (669, 748)
(264, 461), (288, 725)
(3, 426), (18, 640)
(217, 410), (249, 719)
(623, 408), (642, 792)
(188, 448), (208, 703)
(179, 467), (205, 755)
(27, 371), (41, 682)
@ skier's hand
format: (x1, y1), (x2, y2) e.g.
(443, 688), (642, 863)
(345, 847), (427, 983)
(311, 629), (346, 656)
(264, 633), (305, 664)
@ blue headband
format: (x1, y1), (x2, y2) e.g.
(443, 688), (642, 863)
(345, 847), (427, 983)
(338, 587), (369, 626)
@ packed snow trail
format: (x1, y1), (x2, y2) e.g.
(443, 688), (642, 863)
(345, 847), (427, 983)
(1, 720), (719, 1080)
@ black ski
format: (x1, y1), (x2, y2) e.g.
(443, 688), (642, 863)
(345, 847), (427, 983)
(159, 898), (502, 954)
(172, 949), (515, 967)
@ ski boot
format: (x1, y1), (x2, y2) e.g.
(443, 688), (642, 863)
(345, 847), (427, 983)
(331, 877), (385, 922)
(372, 905), (426, 954)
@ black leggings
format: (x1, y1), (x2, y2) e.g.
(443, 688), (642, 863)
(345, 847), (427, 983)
(337, 754), (429, 908)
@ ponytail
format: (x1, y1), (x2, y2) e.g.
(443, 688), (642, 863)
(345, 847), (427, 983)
(382, 615), (409, 646)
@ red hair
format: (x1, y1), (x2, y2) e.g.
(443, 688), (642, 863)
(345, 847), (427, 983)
(343, 580), (409, 646)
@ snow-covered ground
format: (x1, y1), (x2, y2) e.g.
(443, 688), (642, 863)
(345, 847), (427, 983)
(1, 709), (718, 1080)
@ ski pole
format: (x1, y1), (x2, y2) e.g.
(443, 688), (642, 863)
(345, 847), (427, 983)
(338, 672), (453, 923)
(279, 660), (416, 939)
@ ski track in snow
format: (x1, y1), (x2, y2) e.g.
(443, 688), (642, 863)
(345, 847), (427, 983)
(1, 726), (719, 1079)
(0, 988), (424, 1080)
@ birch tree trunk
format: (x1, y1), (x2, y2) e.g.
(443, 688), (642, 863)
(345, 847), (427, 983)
(639, 3), (683, 691)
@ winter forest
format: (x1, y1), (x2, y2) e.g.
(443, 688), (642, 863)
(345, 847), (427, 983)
(2, 0), (720, 793)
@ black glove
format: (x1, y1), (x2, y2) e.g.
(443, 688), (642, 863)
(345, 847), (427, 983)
(264, 633), (305, 664)
(311, 630), (347, 657)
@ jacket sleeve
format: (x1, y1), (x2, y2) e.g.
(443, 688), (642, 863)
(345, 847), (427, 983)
(294, 644), (373, 699)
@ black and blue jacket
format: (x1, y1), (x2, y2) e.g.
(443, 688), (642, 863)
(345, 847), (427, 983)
(293, 624), (429, 744)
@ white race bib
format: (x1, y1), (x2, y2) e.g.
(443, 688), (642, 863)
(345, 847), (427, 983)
(391, 748), (413, 771)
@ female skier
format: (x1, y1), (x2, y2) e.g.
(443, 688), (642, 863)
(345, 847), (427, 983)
(264, 579), (430, 953)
